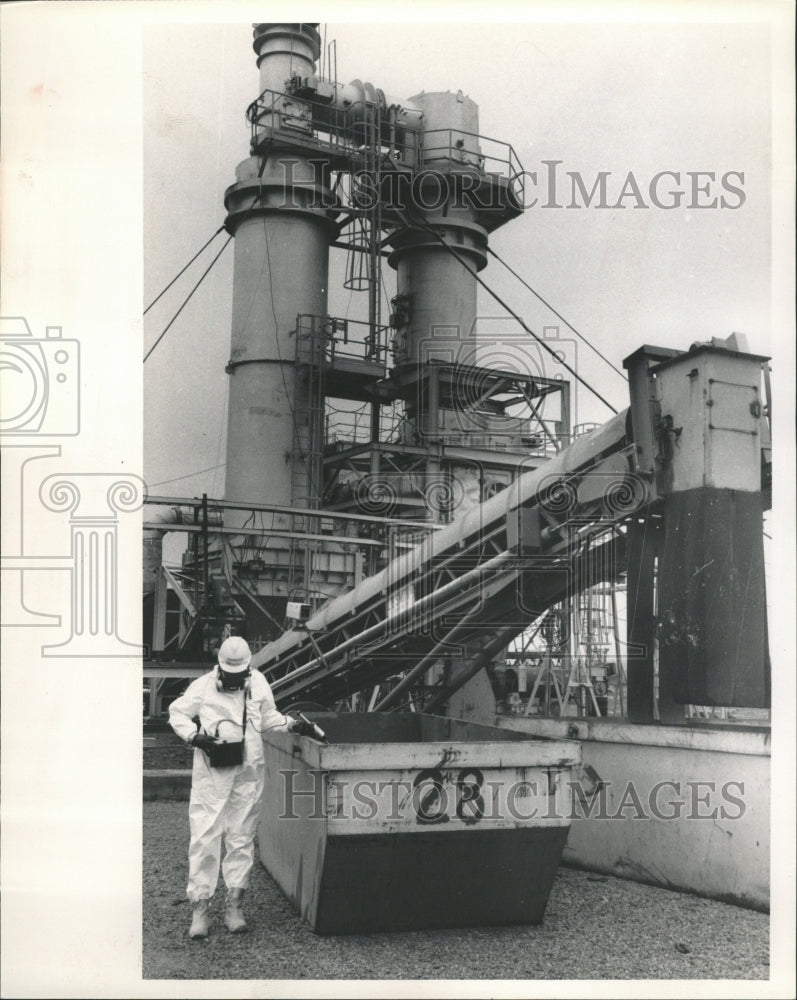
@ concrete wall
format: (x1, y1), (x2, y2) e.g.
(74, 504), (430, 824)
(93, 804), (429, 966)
(499, 717), (770, 911)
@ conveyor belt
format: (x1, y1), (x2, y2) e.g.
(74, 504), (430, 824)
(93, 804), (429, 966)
(252, 411), (644, 707)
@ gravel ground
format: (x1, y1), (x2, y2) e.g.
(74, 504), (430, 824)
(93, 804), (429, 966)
(143, 728), (194, 770)
(143, 800), (769, 982)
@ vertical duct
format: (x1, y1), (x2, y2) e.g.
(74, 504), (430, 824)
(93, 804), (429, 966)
(386, 91), (491, 520)
(388, 91), (488, 386)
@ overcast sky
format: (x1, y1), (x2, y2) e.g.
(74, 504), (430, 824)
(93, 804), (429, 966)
(143, 18), (772, 498)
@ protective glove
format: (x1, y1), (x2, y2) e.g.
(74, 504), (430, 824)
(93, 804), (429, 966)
(290, 716), (317, 739)
(192, 732), (218, 753)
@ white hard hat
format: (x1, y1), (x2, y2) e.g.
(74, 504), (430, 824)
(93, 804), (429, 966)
(218, 636), (252, 673)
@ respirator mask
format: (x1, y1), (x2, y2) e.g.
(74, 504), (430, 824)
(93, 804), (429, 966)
(216, 665), (251, 692)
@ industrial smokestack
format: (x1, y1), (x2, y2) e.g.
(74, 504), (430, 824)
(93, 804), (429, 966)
(387, 90), (488, 379)
(222, 23), (335, 513)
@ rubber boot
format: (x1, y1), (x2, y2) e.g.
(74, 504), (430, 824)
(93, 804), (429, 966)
(189, 898), (210, 939)
(224, 888), (248, 933)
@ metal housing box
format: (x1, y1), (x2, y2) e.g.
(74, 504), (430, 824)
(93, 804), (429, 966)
(653, 347), (765, 494)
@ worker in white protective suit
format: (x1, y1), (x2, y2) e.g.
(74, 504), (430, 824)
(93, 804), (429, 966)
(169, 635), (315, 939)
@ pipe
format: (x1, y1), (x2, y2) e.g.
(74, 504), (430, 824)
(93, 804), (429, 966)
(143, 505), (182, 597)
(387, 104), (397, 162)
(145, 494), (442, 531)
(142, 504), (224, 597)
(312, 81), (421, 146)
(610, 573), (625, 716)
(143, 504), (187, 529)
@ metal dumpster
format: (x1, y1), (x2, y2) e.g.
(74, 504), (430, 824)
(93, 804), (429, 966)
(258, 712), (580, 933)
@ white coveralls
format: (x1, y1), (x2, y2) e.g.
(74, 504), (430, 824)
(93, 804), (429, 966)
(169, 670), (291, 902)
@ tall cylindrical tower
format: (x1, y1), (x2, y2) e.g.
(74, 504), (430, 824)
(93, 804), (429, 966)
(386, 89), (490, 466)
(387, 90), (488, 378)
(223, 23), (335, 510)
(382, 88), (526, 522)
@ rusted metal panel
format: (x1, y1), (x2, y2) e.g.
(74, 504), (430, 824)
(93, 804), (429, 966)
(658, 488), (770, 707)
(292, 739), (579, 773)
(625, 516), (660, 723)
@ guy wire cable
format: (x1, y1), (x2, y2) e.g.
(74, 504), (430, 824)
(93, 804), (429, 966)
(144, 157), (270, 363)
(486, 245), (628, 382)
(392, 205), (618, 415)
(143, 235), (232, 363)
(144, 226), (225, 315)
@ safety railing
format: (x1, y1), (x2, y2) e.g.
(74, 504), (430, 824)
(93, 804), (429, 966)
(294, 313), (391, 369)
(420, 128), (526, 204)
(325, 408), (370, 445)
(244, 89), (526, 206)
(144, 494), (441, 589)
(434, 429), (570, 458)
(246, 87), (421, 169)
(573, 422), (601, 438)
